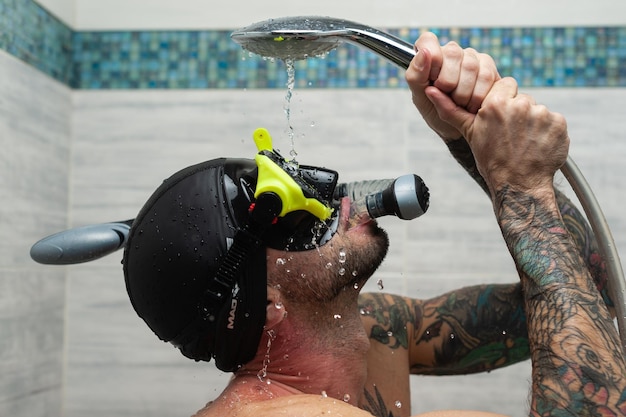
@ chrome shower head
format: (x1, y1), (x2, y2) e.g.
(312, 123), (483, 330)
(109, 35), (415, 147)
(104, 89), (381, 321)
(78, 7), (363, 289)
(231, 16), (416, 69)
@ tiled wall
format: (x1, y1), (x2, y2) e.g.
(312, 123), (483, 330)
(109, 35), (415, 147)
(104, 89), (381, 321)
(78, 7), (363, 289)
(1, 0), (626, 89)
(0, 49), (72, 417)
(0, 0), (73, 83)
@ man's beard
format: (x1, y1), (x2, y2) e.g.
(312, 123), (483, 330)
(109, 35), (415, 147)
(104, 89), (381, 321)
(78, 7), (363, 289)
(277, 223), (389, 305)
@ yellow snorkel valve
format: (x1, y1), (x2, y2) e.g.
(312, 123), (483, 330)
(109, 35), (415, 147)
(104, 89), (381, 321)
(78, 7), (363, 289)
(252, 128), (333, 221)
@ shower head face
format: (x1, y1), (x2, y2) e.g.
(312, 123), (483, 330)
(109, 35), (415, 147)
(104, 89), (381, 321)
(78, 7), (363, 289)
(231, 16), (352, 60)
(231, 16), (417, 69)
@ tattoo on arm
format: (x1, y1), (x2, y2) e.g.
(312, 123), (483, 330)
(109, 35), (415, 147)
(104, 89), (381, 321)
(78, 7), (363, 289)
(446, 137), (612, 310)
(495, 186), (626, 416)
(556, 191), (612, 309)
(360, 288), (530, 375)
(361, 385), (397, 417)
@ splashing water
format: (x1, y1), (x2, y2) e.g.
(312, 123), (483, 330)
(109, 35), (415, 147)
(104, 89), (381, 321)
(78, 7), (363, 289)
(257, 329), (277, 382)
(283, 59), (298, 160)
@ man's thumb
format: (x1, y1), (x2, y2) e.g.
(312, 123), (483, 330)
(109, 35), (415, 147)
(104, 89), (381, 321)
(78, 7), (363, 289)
(425, 87), (474, 138)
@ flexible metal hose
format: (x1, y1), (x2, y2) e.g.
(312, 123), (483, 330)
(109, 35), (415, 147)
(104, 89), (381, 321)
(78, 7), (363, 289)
(561, 157), (626, 352)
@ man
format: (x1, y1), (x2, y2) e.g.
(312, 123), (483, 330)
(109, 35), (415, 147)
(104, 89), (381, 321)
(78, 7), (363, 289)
(122, 33), (623, 417)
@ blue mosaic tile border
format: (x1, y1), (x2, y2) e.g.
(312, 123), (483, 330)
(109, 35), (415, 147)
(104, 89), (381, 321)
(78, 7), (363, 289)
(0, 0), (73, 84)
(2, 0), (626, 89)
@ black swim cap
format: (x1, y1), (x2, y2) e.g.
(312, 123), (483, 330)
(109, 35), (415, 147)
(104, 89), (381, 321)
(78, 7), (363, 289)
(123, 158), (268, 371)
(123, 156), (340, 371)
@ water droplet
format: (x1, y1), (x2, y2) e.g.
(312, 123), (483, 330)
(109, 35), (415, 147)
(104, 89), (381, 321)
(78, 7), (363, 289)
(325, 262), (333, 269)
(450, 333), (456, 340)
(283, 354), (289, 360)
(395, 400), (402, 408)
(276, 258), (286, 265)
(387, 331), (393, 337)
(338, 267), (346, 276)
(275, 302), (283, 310)
(353, 282), (360, 290)
(338, 249), (346, 263)
(352, 270), (358, 277)
(310, 120), (316, 127)
(333, 314), (342, 319)
(321, 391), (328, 398)
(377, 279), (384, 290)
(343, 394), (351, 402)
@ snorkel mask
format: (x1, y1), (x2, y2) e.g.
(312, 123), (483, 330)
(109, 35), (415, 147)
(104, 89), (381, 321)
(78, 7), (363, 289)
(123, 128), (341, 371)
(252, 127), (340, 251)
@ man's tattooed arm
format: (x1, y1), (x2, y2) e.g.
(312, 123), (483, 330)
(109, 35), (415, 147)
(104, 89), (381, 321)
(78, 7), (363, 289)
(358, 140), (610, 377)
(359, 284), (530, 375)
(495, 186), (626, 416)
(446, 137), (612, 311)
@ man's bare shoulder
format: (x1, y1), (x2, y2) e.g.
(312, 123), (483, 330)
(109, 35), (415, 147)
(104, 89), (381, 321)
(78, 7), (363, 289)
(194, 393), (510, 417)
(194, 394), (372, 417)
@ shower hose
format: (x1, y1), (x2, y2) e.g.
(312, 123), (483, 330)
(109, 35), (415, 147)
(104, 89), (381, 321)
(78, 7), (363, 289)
(561, 157), (626, 352)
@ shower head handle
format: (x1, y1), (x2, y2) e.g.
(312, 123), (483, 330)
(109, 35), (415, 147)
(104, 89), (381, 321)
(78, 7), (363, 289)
(343, 27), (416, 69)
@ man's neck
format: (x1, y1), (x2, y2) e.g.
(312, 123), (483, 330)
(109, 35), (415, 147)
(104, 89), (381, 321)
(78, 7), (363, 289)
(231, 301), (370, 407)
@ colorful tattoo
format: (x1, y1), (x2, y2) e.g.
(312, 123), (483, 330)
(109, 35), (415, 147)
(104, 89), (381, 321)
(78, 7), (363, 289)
(360, 288), (529, 375)
(494, 185), (626, 416)
(556, 191), (612, 308)
(447, 137), (611, 309)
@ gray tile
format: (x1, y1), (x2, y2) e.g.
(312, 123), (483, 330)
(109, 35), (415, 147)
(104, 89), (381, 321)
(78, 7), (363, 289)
(0, 51), (71, 267)
(0, 269), (65, 416)
(0, 51), (69, 417)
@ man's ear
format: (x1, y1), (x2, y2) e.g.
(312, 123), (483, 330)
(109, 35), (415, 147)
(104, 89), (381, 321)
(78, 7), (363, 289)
(265, 285), (287, 329)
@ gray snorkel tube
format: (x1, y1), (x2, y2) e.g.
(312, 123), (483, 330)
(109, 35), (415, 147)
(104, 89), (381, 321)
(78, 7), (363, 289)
(232, 15), (626, 352)
(30, 220), (133, 265)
